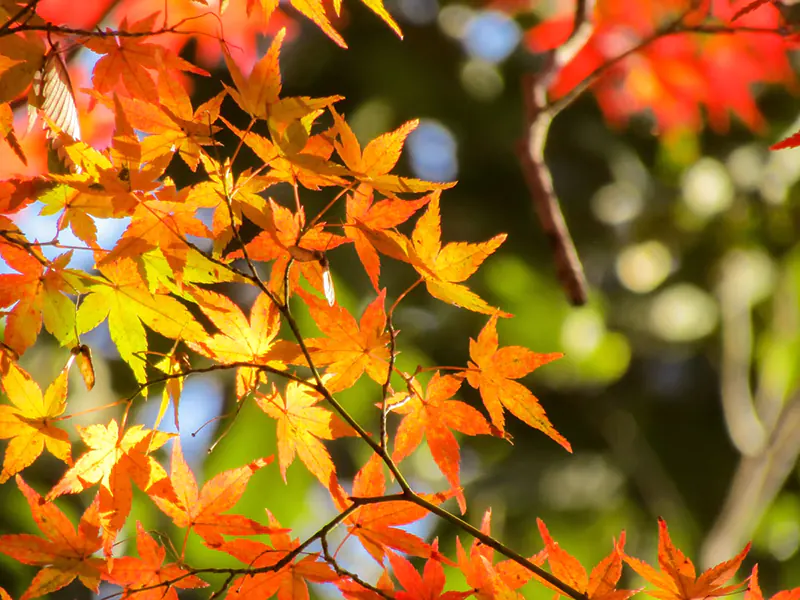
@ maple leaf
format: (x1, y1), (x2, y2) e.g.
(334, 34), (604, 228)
(254, 377), (356, 490)
(345, 185), (430, 290)
(151, 439), (280, 548)
(0, 360), (71, 483)
(233, 198), (347, 301)
(622, 518), (750, 600)
(525, 1), (791, 135)
(388, 541), (471, 600)
(42, 97), (171, 247)
(99, 190), (212, 283)
(538, 519), (637, 600)
(185, 288), (298, 399)
(98, 78), (225, 172)
(299, 288), (390, 392)
(332, 108), (454, 195)
(390, 372), (491, 513)
(335, 453), (446, 564)
(223, 30), (342, 124)
(0, 31), (44, 104)
(457, 510), (545, 600)
(103, 522), (208, 600)
(86, 14), (207, 105)
(76, 257), (206, 383)
(0, 476), (106, 600)
(221, 511), (340, 600)
(745, 565), (800, 600)
(186, 151), (276, 256)
(47, 418), (175, 555)
(360, 192), (506, 315)
(466, 312), (569, 449)
(224, 115), (349, 190)
(0, 243), (82, 354)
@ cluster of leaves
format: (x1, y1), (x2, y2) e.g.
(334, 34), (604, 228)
(0, 0), (798, 600)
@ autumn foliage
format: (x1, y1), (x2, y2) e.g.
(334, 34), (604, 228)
(0, 0), (797, 599)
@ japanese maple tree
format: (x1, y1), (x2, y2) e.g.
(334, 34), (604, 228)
(0, 0), (798, 600)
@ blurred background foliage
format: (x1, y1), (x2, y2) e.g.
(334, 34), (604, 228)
(1, 0), (800, 598)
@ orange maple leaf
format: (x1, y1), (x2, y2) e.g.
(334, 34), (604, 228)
(466, 312), (569, 449)
(221, 511), (340, 600)
(234, 198), (347, 301)
(44, 96), (170, 247)
(332, 108), (454, 195)
(299, 288), (390, 392)
(0, 244), (80, 354)
(223, 29), (342, 124)
(0, 476), (106, 600)
(622, 518), (750, 600)
(86, 14), (207, 105)
(103, 81), (225, 172)
(338, 571), (396, 600)
(359, 192), (506, 314)
(0, 360), (71, 483)
(47, 419), (175, 555)
(254, 378), (355, 490)
(151, 439), (279, 549)
(538, 519), (637, 600)
(745, 565), (800, 600)
(103, 522), (208, 600)
(186, 151), (275, 256)
(225, 115), (349, 190)
(99, 193), (211, 283)
(335, 453), (444, 564)
(390, 372), (491, 513)
(457, 509), (545, 600)
(185, 289), (297, 399)
(388, 541), (471, 600)
(345, 185), (430, 290)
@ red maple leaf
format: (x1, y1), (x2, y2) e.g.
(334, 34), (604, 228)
(390, 372), (491, 513)
(622, 518), (750, 600)
(538, 518), (637, 600)
(335, 453), (447, 564)
(388, 541), (470, 600)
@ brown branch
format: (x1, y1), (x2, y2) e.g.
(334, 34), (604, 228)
(523, 1), (791, 306)
(519, 0), (595, 306)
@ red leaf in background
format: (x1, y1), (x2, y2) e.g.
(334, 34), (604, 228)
(771, 128), (800, 150)
(524, 0), (793, 134)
